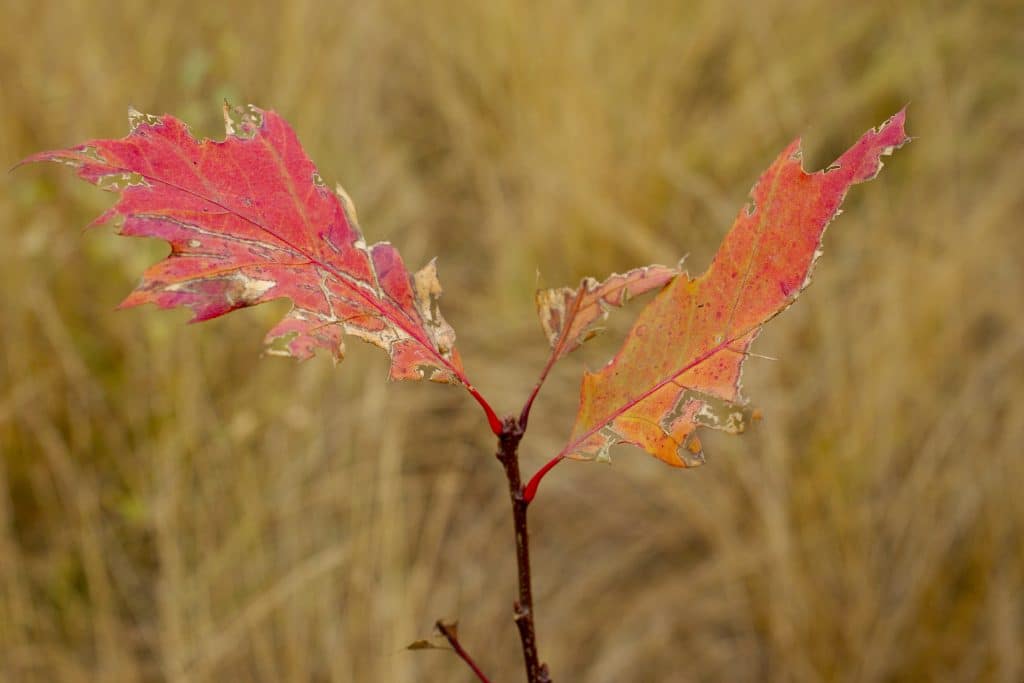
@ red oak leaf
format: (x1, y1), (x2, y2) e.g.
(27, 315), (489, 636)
(25, 105), (477, 392)
(560, 110), (910, 468)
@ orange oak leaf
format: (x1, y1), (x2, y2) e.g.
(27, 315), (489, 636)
(24, 105), (479, 391)
(561, 110), (910, 467)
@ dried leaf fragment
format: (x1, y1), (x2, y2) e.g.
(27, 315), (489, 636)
(406, 639), (449, 651)
(536, 264), (678, 362)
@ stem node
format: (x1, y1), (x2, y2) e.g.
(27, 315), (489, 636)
(495, 416), (550, 682)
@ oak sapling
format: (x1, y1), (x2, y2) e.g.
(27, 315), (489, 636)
(24, 103), (909, 683)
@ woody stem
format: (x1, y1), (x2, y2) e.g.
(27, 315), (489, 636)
(495, 416), (551, 683)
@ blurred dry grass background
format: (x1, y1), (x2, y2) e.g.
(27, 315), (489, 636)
(2, 0), (1022, 681)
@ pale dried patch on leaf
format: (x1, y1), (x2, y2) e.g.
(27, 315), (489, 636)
(226, 273), (277, 306)
(161, 272), (277, 307)
(681, 434), (705, 467)
(414, 260), (456, 355)
(96, 171), (146, 191)
(222, 102), (263, 140)
(565, 427), (619, 464)
(127, 106), (162, 132)
(335, 182), (359, 226)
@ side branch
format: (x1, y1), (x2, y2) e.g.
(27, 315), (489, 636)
(436, 620), (492, 683)
(523, 454), (564, 504)
(468, 384), (503, 436)
(495, 417), (552, 683)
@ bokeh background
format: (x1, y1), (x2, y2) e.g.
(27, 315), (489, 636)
(2, 1), (1022, 681)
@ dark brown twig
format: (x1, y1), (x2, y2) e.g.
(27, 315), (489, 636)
(495, 417), (552, 683)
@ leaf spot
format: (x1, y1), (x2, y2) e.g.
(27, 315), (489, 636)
(226, 273), (276, 306)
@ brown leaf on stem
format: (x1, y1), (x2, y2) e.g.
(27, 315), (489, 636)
(536, 264), (679, 362)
